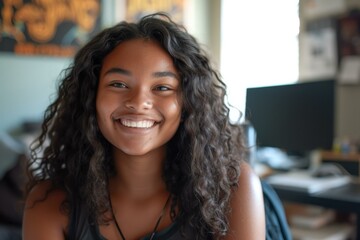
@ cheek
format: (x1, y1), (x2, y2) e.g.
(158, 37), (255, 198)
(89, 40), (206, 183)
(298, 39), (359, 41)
(96, 96), (113, 130)
(166, 100), (182, 125)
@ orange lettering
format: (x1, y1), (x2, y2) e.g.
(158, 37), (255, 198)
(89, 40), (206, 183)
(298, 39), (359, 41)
(13, 0), (100, 43)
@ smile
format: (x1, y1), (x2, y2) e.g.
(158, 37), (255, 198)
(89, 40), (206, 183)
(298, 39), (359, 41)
(120, 119), (156, 128)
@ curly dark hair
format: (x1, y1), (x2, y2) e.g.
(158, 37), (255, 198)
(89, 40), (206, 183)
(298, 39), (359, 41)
(26, 12), (245, 239)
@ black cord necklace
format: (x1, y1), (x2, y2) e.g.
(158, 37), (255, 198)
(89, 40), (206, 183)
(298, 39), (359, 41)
(109, 194), (171, 240)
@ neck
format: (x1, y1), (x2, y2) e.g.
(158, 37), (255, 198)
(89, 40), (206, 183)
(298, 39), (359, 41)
(109, 148), (167, 199)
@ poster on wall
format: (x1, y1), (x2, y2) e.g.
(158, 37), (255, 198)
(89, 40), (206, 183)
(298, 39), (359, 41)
(338, 14), (360, 58)
(300, 18), (338, 80)
(337, 14), (360, 84)
(116, 0), (186, 25)
(0, 0), (101, 57)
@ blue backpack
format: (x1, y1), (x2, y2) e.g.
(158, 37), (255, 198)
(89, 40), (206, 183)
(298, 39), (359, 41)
(262, 180), (292, 240)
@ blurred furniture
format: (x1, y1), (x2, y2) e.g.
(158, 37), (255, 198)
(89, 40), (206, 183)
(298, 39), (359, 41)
(270, 180), (360, 239)
(321, 150), (360, 177)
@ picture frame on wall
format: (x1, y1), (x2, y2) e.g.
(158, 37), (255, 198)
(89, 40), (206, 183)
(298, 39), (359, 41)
(115, 0), (187, 25)
(0, 0), (102, 57)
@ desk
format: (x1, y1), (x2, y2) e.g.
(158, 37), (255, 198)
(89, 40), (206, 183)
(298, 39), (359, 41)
(270, 181), (360, 240)
(321, 151), (360, 177)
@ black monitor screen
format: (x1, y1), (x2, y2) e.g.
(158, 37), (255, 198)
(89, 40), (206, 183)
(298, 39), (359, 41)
(245, 80), (335, 153)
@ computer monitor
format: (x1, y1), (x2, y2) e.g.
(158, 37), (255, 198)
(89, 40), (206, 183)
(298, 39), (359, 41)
(245, 79), (335, 156)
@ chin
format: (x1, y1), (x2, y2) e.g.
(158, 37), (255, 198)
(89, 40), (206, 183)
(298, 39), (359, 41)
(113, 143), (165, 158)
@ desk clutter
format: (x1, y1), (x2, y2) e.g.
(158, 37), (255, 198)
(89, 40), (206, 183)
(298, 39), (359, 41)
(285, 204), (355, 240)
(321, 151), (360, 177)
(265, 165), (352, 194)
(265, 161), (360, 240)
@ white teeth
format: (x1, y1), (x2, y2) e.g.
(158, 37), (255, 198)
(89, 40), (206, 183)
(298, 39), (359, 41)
(120, 119), (155, 128)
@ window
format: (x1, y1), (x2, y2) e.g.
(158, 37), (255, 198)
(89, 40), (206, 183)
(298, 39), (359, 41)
(220, 0), (300, 122)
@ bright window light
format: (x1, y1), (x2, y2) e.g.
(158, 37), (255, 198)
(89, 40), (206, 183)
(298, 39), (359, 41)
(220, 0), (300, 122)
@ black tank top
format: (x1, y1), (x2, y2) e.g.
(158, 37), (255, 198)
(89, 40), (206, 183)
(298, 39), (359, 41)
(66, 199), (194, 240)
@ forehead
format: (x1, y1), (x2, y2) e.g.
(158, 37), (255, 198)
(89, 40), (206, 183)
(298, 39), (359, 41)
(101, 38), (176, 73)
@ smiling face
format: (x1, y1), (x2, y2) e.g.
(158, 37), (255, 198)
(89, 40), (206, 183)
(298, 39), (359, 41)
(96, 39), (182, 158)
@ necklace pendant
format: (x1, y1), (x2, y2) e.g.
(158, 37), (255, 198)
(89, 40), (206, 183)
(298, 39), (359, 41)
(149, 232), (156, 240)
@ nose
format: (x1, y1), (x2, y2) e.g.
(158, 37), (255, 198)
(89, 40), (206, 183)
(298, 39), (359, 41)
(124, 88), (153, 110)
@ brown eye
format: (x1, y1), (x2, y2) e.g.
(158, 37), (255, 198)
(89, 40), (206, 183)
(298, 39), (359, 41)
(110, 82), (127, 88)
(154, 85), (171, 91)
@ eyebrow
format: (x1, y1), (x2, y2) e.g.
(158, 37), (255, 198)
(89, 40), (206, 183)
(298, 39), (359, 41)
(104, 67), (131, 76)
(152, 71), (179, 80)
(104, 67), (179, 80)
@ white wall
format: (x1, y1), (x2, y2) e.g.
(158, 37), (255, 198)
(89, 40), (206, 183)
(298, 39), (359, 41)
(0, 53), (71, 132)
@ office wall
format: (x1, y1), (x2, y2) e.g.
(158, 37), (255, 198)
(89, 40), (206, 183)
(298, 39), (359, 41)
(0, 55), (70, 132)
(0, 0), (219, 133)
(336, 86), (360, 140)
(0, 0), (115, 133)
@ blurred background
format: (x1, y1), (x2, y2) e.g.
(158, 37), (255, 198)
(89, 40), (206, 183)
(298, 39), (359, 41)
(1, 0), (360, 239)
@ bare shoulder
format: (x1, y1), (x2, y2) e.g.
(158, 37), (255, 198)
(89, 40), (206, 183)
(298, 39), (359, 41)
(23, 181), (68, 240)
(225, 161), (265, 240)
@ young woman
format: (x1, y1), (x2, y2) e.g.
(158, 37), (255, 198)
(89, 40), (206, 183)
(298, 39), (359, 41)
(23, 13), (265, 240)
